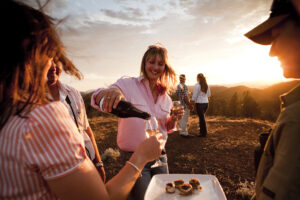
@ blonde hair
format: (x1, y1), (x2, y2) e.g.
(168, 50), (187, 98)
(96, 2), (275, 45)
(140, 44), (176, 93)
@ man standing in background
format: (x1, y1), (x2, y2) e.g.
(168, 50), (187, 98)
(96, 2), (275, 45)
(47, 56), (106, 182)
(245, 0), (300, 199)
(176, 74), (193, 137)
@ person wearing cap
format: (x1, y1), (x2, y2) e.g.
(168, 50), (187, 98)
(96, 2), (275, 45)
(176, 74), (193, 137)
(245, 0), (300, 199)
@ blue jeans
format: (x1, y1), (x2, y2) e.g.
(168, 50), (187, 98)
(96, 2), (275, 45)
(120, 151), (169, 200)
(196, 103), (208, 136)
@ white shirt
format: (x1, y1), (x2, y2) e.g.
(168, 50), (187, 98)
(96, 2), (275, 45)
(191, 83), (211, 103)
(57, 81), (96, 160)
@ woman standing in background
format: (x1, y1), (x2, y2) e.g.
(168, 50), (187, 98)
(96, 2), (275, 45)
(191, 73), (211, 137)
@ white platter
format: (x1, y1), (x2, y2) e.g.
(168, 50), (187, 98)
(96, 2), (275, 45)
(144, 174), (227, 200)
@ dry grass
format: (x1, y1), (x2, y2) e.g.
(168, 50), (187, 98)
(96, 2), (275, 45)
(89, 115), (273, 200)
(236, 180), (255, 200)
(101, 148), (120, 161)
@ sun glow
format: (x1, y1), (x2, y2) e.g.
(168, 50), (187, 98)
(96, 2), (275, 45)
(181, 44), (286, 88)
(241, 45), (284, 81)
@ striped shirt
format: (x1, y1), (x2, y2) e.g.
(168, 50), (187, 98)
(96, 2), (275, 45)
(0, 102), (86, 199)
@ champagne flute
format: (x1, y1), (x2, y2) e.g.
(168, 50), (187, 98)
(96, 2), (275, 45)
(172, 101), (183, 131)
(145, 117), (165, 168)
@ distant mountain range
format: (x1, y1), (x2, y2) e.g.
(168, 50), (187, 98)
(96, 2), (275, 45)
(204, 80), (300, 102)
(82, 80), (300, 120)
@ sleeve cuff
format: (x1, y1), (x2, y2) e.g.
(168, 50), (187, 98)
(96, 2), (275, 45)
(90, 88), (104, 110)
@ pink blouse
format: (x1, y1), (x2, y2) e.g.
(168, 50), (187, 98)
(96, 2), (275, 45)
(91, 76), (174, 151)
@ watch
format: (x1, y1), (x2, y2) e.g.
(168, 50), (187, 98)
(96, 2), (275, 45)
(95, 161), (104, 167)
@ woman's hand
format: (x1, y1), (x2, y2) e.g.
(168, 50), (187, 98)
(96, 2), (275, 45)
(166, 106), (184, 131)
(188, 102), (194, 111)
(171, 106), (184, 122)
(135, 133), (163, 163)
(95, 88), (125, 112)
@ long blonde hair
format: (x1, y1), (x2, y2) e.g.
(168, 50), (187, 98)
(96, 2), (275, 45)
(140, 44), (176, 93)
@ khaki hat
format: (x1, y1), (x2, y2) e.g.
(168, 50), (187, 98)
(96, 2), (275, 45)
(245, 0), (297, 45)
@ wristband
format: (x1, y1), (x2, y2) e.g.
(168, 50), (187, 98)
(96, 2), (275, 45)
(95, 161), (104, 167)
(126, 161), (142, 177)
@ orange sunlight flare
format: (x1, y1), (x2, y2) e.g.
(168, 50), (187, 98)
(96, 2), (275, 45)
(187, 45), (286, 87)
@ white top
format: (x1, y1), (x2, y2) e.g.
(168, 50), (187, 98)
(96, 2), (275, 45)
(191, 83), (211, 103)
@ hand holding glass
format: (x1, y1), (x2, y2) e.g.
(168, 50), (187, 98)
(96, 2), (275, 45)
(145, 117), (165, 168)
(172, 101), (184, 131)
(172, 101), (184, 119)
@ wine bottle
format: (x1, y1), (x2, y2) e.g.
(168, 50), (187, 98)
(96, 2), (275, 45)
(99, 98), (151, 119)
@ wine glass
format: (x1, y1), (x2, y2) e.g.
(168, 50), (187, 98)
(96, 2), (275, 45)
(145, 117), (166, 168)
(172, 101), (183, 131)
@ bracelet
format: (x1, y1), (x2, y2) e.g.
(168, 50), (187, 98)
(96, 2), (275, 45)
(126, 161), (142, 177)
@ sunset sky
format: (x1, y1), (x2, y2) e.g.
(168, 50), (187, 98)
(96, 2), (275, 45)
(26, 0), (286, 92)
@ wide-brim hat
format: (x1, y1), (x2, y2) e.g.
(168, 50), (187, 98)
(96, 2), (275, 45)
(245, 0), (297, 45)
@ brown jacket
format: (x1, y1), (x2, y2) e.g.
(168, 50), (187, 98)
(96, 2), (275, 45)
(253, 84), (300, 200)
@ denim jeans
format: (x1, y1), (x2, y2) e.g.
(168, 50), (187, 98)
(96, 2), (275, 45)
(196, 103), (208, 136)
(119, 150), (169, 200)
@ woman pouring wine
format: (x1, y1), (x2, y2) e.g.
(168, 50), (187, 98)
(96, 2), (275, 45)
(91, 43), (184, 200)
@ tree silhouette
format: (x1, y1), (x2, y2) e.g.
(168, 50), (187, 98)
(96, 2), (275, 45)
(206, 96), (215, 115)
(228, 92), (239, 117)
(241, 91), (260, 118)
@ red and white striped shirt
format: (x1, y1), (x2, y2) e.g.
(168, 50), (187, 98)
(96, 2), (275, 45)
(0, 102), (86, 199)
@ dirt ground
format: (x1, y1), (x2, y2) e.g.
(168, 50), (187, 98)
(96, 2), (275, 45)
(89, 115), (273, 200)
